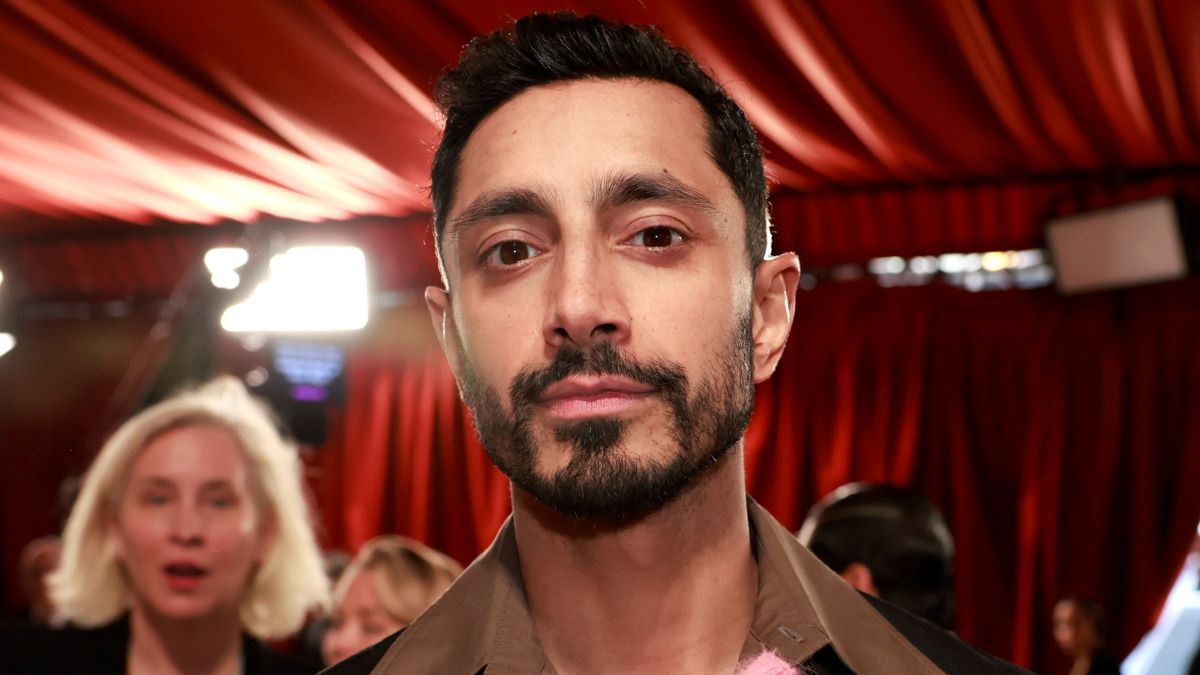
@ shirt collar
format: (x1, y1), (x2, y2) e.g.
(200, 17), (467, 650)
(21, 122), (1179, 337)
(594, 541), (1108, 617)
(371, 498), (942, 674)
(745, 499), (944, 674)
(369, 518), (547, 674)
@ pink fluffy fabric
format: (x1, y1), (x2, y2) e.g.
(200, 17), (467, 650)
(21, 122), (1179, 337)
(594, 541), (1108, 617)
(734, 649), (799, 675)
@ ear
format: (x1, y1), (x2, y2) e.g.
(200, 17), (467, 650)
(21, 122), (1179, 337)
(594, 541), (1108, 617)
(425, 286), (463, 381)
(839, 562), (879, 597)
(750, 252), (800, 382)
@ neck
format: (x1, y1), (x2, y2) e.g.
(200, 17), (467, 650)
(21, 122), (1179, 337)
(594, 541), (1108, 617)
(514, 445), (757, 675)
(127, 603), (244, 675)
(1067, 650), (1096, 675)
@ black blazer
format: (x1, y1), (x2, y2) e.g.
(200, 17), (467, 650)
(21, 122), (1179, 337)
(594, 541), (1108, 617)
(2, 614), (320, 675)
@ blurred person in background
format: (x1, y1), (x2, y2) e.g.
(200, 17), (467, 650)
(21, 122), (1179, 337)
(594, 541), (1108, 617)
(321, 535), (461, 666)
(1053, 596), (1122, 675)
(15, 536), (60, 625)
(10, 375), (329, 675)
(297, 548), (353, 665)
(798, 483), (957, 630)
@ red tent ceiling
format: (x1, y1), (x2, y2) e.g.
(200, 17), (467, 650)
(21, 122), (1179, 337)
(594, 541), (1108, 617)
(3, 0), (1200, 303)
(2, 0), (1198, 233)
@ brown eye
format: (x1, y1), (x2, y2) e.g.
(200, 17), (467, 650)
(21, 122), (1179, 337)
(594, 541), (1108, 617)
(630, 226), (683, 248)
(489, 240), (539, 266)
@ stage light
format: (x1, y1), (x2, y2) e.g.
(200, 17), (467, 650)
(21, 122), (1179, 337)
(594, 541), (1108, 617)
(909, 256), (938, 275)
(1015, 249), (1046, 269)
(220, 245), (368, 333)
(204, 247), (249, 273)
(981, 251), (1011, 272)
(868, 256), (905, 275)
(0, 267), (5, 285)
(0, 333), (14, 358)
(938, 253), (966, 273)
(211, 270), (241, 289)
(962, 271), (986, 292)
(244, 366), (269, 388)
(205, 247), (249, 289)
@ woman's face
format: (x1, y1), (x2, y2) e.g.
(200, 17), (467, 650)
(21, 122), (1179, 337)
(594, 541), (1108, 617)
(110, 423), (270, 623)
(1052, 600), (1098, 657)
(321, 568), (406, 665)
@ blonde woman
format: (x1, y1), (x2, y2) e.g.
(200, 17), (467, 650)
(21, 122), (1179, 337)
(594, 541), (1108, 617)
(17, 376), (329, 675)
(320, 536), (462, 666)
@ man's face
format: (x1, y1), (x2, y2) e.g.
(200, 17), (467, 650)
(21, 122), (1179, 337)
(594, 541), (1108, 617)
(428, 78), (792, 522)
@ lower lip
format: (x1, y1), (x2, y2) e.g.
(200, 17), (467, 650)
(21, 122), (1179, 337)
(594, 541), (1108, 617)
(540, 392), (652, 420)
(164, 573), (204, 592)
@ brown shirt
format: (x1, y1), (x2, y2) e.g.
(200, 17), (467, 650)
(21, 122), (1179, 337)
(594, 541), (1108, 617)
(366, 499), (944, 675)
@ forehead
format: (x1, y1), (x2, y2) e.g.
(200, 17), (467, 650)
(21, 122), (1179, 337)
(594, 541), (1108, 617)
(131, 422), (247, 483)
(1053, 602), (1082, 620)
(342, 567), (382, 606)
(449, 78), (732, 225)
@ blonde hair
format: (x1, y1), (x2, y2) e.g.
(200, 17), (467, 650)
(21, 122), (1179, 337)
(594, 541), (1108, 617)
(333, 536), (462, 624)
(48, 375), (330, 639)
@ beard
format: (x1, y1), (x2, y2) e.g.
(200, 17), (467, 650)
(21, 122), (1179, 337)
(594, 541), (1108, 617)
(458, 315), (756, 523)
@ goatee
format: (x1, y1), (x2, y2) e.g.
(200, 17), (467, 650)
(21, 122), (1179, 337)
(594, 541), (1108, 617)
(459, 316), (755, 523)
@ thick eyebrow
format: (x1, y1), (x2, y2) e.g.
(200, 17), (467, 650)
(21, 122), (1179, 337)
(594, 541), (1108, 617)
(447, 187), (556, 244)
(589, 171), (721, 217)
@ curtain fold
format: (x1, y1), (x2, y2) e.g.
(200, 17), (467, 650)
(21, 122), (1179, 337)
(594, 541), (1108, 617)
(6, 1), (1200, 228)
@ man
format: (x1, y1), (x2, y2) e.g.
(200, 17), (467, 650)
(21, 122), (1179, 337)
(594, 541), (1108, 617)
(798, 483), (957, 630)
(329, 12), (1025, 674)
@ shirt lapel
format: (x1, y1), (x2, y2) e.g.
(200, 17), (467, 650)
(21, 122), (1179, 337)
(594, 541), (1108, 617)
(747, 499), (945, 675)
(370, 516), (547, 675)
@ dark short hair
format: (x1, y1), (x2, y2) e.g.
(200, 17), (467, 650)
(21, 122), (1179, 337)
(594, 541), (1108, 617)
(799, 483), (957, 630)
(431, 12), (769, 269)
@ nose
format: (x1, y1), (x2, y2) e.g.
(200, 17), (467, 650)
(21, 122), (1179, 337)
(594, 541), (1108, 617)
(322, 624), (352, 665)
(543, 243), (630, 350)
(168, 502), (204, 547)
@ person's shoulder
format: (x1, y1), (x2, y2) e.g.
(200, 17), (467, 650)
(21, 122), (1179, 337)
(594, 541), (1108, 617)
(1089, 651), (1123, 675)
(864, 595), (1033, 675)
(318, 629), (404, 674)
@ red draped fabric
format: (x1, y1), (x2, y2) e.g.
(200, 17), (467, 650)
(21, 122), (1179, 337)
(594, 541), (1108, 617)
(315, 276), (1200, 673)
(750, 279), (1200, 670)
(773, 173), (1200, 264)
(2, 1), (1200, 233)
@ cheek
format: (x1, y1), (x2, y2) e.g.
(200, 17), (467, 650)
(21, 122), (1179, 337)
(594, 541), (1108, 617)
(459, 300), (540, 382)
(629, 287), (739, 365)
(113, 514), (166, 560)
(207, 518), (264, 566)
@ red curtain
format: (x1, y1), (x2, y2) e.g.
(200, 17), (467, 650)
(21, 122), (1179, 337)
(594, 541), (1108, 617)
(4, 1), (1200, 229)
(748, 279), (1200, 671)
(316, 279), (1200, 674)
(772, 172), (1200, 265)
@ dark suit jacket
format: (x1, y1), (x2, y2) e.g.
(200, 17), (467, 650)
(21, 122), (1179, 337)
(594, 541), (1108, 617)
(2, 614), (320, 675)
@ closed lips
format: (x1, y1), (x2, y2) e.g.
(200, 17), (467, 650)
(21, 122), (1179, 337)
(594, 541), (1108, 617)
(538, 376), (655, 402)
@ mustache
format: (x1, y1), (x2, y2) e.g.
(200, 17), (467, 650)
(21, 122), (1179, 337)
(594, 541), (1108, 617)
(509, 341), (687, 407)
